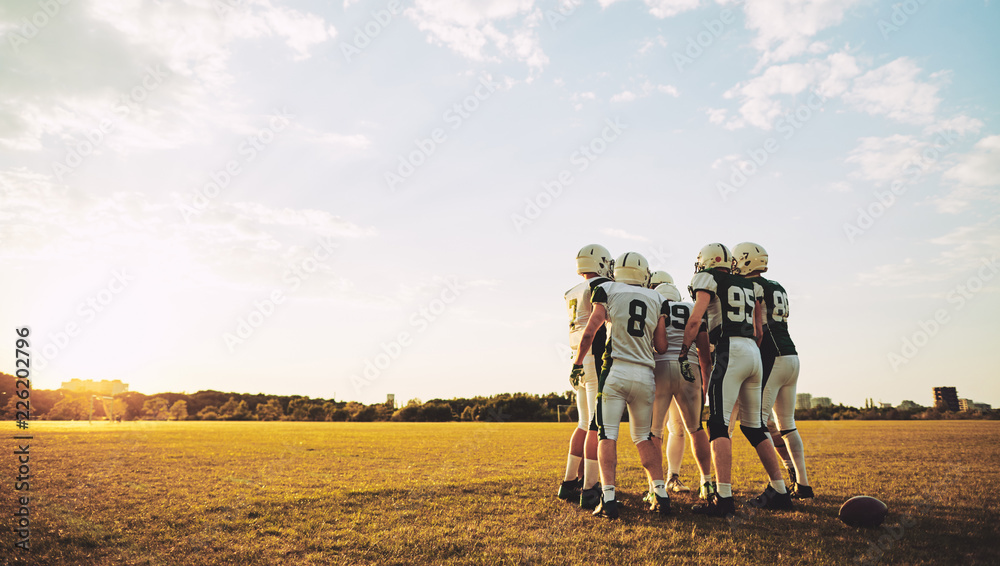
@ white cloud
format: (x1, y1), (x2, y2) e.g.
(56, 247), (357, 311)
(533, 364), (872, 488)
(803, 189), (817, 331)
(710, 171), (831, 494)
(601, 228), (649, 242)
(936, 135), (1000, 213)
(610, 80), (679, 103)
(845, 134), (928, 184)
(706, 107), (727, 125)
(856, 219), (1000, 288)
(0, 167), (373, 291)
(638, 34), (667, 54)
(0, 0), (336, 152)
(722, 51), (859, 129)
(406, 0), (548, 69)
(742, 0), (865, 67)
(843, 58), (942, 125)
(600, 0), (702, 18)
(569, 91), (596, 111)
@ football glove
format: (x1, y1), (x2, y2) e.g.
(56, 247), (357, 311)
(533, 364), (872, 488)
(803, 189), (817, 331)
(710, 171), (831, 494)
(679, 358), (696, 383)
(569, 364), (585, 388)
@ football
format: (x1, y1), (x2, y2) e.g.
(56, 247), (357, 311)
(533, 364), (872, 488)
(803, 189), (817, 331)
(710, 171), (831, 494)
(839, 496), (889, 528)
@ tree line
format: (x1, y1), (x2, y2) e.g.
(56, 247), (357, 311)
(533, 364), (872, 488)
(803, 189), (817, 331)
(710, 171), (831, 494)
(1, 374), (996, 422)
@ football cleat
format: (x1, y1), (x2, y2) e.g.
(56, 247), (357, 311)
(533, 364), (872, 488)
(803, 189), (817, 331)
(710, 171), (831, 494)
(579, 484), (602, 510)
(576, 245), (614, 278)
(650, 493), (671, 516)
(614, 252), (650, 286)
(692, 494), (735, 518)
(667, 474), (691, 493)
(557, 478), (583, 501)
(593, 498), (619, 520)
(698, 481), (717, 500)
(732, 242), (768, 275)
(787, 465), (797, 486)
(791, 484), (814, 499)
(641, 490), (655, 505)
(747, 485), (795, 510)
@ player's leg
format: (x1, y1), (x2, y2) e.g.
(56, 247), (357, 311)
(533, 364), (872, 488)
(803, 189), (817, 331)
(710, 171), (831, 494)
(579, 365), (603, 508)
(694, 338), (742, 517)
(626, 369), (670, 516)
(665, 398), (689, 492)
(594, 366), (627, 519)
(558, 354), (594, 500)
(646, 360), (673, 501)
(582, 355), (601, 491)
(739, 342), (793, 510)
(677, 360), (714, 499)
(774, 356), (811, 498)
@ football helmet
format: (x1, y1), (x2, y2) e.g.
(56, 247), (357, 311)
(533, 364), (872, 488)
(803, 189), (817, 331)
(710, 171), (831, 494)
(614, 252), (649, 286)
(655, 283), (682, 302)
(694, 243), (732, 272)
(732, 242), (768, 275)
(649, 270), (674, 289)
(576, 244), (614, 278)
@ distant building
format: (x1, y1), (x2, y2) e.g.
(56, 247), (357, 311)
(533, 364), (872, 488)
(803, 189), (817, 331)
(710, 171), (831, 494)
(812, 397), (832, 408)
(973, 402), (992, 411)
(879, 402), (893, 409)
(933, 387), (960, 411)
(796, 393), (812, 410)
(386, 394), (396, 408)
(60, 379), (128, 396)
(898, 400), (924, 411)
(959, 398), (972, 412)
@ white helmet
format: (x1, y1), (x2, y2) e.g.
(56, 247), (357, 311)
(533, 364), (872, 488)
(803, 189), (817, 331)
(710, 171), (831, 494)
(655, 283), (682, 302)
(576, 244), (614, 278)
(732, 242), (768, 275)
(649, 270), (674, 289)
(695, 243), (732, 272)
(614, 252), (650, 286)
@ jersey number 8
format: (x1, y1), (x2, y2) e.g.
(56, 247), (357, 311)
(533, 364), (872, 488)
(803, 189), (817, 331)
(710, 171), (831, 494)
(627, 300), (647, 337)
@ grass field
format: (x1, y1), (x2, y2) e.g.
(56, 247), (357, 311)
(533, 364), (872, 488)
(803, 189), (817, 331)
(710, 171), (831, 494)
(3, 420), (1000, 565)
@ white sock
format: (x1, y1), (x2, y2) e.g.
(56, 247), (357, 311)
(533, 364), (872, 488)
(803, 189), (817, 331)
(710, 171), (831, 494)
(583, 459), (600, 489)
(700, 474), (712, 485)
(717, 483), (732, 498)
(667, 433), (684, 477)
(782, 430), (809, 486)
(653, 480), (668, 498)
(783, 459), (794, 470)
(564, 454), (582, 482)
(770, 479), (787, 494)
(603, 485), (616, 502)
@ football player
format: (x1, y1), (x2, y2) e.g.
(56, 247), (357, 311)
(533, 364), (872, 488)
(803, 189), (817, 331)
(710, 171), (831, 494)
(681, 243), (792, 518)
(572, 252), (670, 520)
(647, 281), (716, 501)
(732, 242), (812, 499)
(647, 271), (696, 493)
(559, 245), (614, 508)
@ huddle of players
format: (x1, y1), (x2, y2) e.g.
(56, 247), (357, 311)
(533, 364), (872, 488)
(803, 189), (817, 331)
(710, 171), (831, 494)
(558, 243), (811, 520)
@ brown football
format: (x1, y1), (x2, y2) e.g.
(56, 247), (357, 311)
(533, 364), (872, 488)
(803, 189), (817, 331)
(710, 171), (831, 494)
(839, 496), (889, 528)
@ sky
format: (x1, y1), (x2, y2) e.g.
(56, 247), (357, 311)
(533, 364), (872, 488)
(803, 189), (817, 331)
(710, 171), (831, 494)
(1, 0), (998, 409)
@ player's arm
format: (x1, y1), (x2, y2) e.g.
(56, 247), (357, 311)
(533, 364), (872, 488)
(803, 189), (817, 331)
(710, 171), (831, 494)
(680, 290), (710, 358)
(654, 314), (668, 355)
(754, 299), (763, 346)
(573, 303), (606, 366)
(696, 330), (711, 393)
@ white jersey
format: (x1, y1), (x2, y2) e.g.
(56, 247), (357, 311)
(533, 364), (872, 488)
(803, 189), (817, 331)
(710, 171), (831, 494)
(654, 300), (705, 363)
(565, 276), (612, 351)
(591, 281), (664, 369)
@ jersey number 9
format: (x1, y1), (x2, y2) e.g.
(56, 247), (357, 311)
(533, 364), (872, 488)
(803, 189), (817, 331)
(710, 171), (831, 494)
(726, 287), (754, 324)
